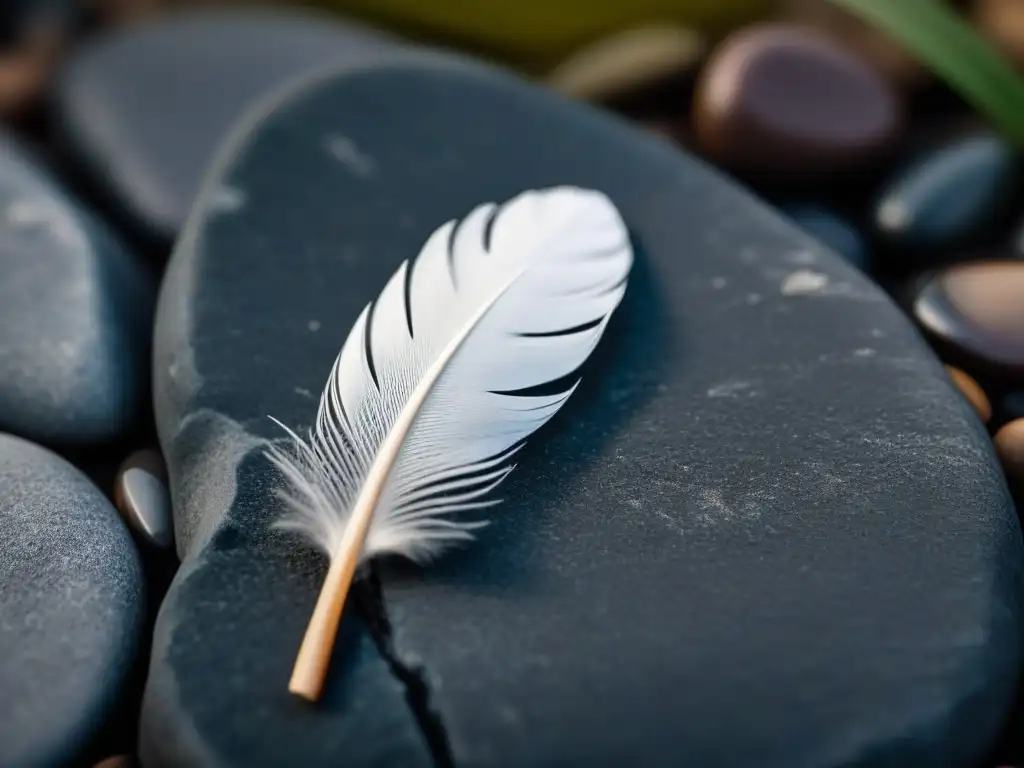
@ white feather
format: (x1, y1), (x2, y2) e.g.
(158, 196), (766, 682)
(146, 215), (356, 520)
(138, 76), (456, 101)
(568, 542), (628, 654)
(265, 186), (632, 564)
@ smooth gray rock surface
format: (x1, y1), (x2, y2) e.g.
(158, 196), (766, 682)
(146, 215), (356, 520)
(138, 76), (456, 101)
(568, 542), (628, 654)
(146, 54), (1024, 767)
(55, 7), (405, 245)
(0, 130), (153, 446)
(0, 432), (144, 767)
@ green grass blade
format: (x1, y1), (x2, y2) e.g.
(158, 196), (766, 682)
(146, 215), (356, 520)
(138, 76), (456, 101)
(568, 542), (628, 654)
(828, 0), (1024, 144)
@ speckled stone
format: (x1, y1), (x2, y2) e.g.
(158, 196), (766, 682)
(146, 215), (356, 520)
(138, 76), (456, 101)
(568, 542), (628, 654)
(0, 130), (153, 446)
(875, 134), (1016, 249)
(54, 7), (404, 245)
(0, 432), (145, 768)
(145, 52), (1023, 767)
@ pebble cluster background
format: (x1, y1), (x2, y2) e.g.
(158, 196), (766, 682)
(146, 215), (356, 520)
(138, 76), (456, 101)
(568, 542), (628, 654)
(0, 0), (1022, 766)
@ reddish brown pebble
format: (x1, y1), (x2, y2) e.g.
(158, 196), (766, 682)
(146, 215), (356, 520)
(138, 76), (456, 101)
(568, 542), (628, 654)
(973, 0), (1024, 69)
(93, 757), (135, 768)
(781, 0), (926, 86)
(0, 26), (63, 116)
(994, 418), (1024, 490)
(945, 365), (992, 423)
(913, 261), (1024, 378)
(693, 24), (903, 176)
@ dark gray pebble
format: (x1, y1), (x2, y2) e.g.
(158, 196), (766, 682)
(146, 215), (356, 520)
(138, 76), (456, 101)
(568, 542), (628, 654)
(782, 203), (870, 270)
(144, 52), (1022, 767)
(54, 7), (404, 246)
(0, 130), (153, 446)
(874, 134), (1016, 249)
(0, 432), (144, 767)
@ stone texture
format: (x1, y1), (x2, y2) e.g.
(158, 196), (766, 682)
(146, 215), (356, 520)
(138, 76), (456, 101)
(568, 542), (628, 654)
(0, 432), (144, 767)
(146, 52), (1023, 767)
(0, 129), (153, 446)
(694, 24), (903, 177)
(54, 7), (404, 245)
(875, 134), (1016, 249)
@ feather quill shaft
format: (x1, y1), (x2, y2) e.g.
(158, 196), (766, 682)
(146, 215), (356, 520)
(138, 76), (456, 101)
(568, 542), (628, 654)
(267, 186), (633, 702)
(288, 288), (517, 701)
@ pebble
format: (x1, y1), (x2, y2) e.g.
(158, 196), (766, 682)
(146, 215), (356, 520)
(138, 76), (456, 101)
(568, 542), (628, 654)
(994, 418), (1024, 492)
(54, 7), (403, 244)
(875, 134), (1016, 249)
(973, 0), (1024, 70)
(0, 432), (144, 767)
(780, 0), (926, 86)
(318, 0), (768, 67)
(93, 756), (136, 768)
(782, 204), (870, 270)
(143, 49), (1021, 766)
(115, 449), (173, 550)
(693, 24), (903, 177)
(547, 25), (706, 103)
(945, 365), (992, 423)
(0, 129), (153, 446)
(913, 261), (1024, 377)
(0, 1), (67, 115)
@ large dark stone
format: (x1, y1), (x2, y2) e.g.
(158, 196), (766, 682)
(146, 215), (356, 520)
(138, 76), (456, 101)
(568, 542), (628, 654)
(146, 53), (1024, 767)
(0, 432), (144, 767)
(0, 130), (153, 446)
(54, 7), (404, 246)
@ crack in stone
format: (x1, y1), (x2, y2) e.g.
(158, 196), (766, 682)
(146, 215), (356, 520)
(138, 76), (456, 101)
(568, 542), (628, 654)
(354, 567), (455, 768)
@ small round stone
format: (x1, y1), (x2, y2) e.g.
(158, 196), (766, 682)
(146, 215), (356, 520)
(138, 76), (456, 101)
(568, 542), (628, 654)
(547, 25), (706, 102)
(93, 756), (136, 768)
(874, 134), (1016, 248)
(913, 261), (1024, 376)
(693, 24), (903, 176)
(114, 449), (172, 550)
(944, 365), (992, 423)
(973, 0), (1024, 69)
(994, 418), (1024, 489)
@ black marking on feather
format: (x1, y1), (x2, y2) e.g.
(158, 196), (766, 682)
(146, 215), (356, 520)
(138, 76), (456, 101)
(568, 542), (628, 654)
(402, 439), (527, 504)
(364, 299), (380, 390)
(482, 202), (503, 252)
(402, 258), (415, 338)
(517, 316), (604, 338)
(490, 370), (582, 398)
(446, 217), (462, 289)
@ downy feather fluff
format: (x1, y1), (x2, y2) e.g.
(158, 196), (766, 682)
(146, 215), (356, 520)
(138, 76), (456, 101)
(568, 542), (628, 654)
(265, 186), (632, 565)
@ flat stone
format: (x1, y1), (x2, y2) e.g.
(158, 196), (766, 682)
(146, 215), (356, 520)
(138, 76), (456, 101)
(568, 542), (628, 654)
(546, 25), (706, 103)
(875, 134), (1016, 249)
(54, 7), (404, 245)
(0, 130), (153, 446)
(115, 449), (173, 550)
(148, 52), (1023, 766)
(694, 24), (903, 177)
(0, 432), (144, 767)
(781, 203), (869, 270)
(912, 260), (1024, 378)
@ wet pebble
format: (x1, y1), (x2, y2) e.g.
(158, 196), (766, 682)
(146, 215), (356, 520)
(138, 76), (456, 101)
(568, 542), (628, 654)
(782, 204), (869, 270)
(0, 129), (153, 445)
(974, 0), (1024, 70)
(547, 25), (705, 103)
(0, 432), (144, 767)
(875, 134), (1016, 249)
(945, 365), (992, 423)
(994, 418), (1024, 493)
(54, 7), (403, 244)
(693, 24), (903, 177)
(115, 449), (173, 550)
(912, 261), (1024, 378)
